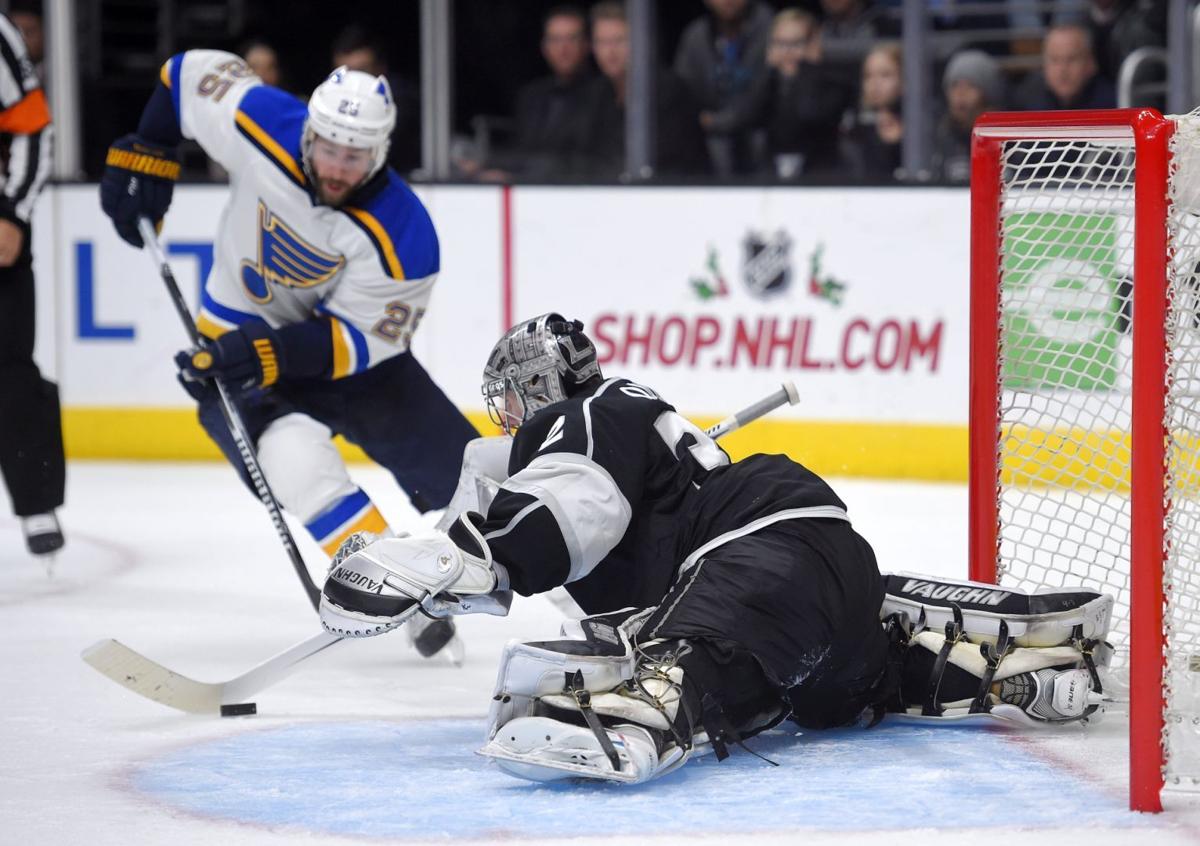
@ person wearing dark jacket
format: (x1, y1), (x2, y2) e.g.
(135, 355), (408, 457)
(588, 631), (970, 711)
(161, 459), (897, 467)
(1012, 23), (1115, 111)
(673, 0), (775, 176)
(931, 50), (1006, 184)
(584, 2), (708, 180)
(707, 10), (854, 181)
(487, 5), (599, 180)
(840, 41), (905, 183)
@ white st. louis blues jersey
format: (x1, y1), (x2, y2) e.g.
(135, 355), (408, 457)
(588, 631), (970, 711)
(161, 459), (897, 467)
(161, 50), (438, 377)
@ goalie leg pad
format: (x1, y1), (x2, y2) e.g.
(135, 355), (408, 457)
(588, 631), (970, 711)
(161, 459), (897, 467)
(482, 717), (670, 785)
(897, 629), (1107, 725)
(881, 572), (1114, 649)
(480, 610), (699, 784)
(480, 611), (786, 784)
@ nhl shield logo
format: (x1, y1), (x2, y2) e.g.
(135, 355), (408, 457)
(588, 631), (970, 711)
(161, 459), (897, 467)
(741, 230), (793, 297)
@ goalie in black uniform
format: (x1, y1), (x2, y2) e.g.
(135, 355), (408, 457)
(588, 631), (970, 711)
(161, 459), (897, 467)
(319, 313), (1114, 784)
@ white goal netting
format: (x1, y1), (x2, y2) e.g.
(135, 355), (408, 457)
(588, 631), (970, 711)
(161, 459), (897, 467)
(992, 112), (1200, 787)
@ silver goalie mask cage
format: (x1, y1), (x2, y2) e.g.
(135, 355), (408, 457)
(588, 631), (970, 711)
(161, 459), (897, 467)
(483, 313), (601, 433)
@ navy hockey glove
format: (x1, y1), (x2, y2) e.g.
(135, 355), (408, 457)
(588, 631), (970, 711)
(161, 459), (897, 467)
(99, 134), (180, 248)
(175, 323), (284, 394)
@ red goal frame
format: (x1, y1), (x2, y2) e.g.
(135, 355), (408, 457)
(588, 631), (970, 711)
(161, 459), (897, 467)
(967, 108), (1174, 813)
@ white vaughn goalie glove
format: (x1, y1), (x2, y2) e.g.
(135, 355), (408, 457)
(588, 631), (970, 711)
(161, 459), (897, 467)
(320, 514), (513, 638)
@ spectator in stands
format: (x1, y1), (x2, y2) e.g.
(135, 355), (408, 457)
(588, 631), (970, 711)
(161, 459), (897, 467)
(241, 39), (284, 90)
(674, 0), (774, 177)
(330, 24), (422, 173)
(1063, 0), (1167, 83)
(585, 1), (708, 179)
(840, 42), (904, 183)
(704, 8), (854, 181)
(931, 50), (1005, 184)
(473, 5), (598, 181)
(1012, 23), (1115, 111)
(819, 0), (890, 40)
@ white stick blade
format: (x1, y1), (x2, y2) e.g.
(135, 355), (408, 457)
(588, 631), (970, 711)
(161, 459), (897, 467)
(81, 639), (221, 714)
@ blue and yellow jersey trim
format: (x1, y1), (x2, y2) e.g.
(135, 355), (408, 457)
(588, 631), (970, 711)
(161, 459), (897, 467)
(159, 54), (185, 123)
(342, 173), (439, 282)
(197, 287), (262, 340)
(306, 488), (390, 556)
(233, 86), (308, 190)
(317, 303), (370, 379)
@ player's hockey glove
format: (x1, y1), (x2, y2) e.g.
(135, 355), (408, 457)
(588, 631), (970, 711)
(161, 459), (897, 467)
(175, 322), (284, 396)
(99, 134), (180, 248)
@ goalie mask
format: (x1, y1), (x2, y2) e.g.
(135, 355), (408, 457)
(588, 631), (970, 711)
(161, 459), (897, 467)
(302, 66), (396, 190)
(483, 313), (601, 434)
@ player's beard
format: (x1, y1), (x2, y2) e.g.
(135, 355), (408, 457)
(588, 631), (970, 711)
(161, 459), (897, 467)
(316, 177), (355, 207)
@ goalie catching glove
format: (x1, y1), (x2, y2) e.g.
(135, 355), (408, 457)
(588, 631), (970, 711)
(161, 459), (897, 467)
(319, 513), (513, 638)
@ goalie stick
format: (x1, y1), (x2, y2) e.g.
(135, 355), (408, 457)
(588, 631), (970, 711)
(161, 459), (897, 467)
(138, 218), (320, 611)
(82, 382), (801, 715)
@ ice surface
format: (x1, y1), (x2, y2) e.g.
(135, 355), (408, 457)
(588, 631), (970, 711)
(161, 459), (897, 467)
(3, 464), (1200, 845)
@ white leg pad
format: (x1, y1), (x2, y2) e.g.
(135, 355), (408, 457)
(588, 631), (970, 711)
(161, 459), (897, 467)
(484, 637), (634, 743)
(882, 572), (1114, 649)
(480, 717), (676, 784)
(257, 413), (357, 522)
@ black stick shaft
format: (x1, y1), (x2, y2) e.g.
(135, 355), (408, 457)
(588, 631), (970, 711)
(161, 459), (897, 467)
(138, 218), (320, 610)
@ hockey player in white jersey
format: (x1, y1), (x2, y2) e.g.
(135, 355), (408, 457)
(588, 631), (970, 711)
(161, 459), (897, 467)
(98, 53), (478, 658)
(317, 314), (1115, 784)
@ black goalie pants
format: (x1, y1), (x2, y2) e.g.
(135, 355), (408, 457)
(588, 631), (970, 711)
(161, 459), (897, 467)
(638, 517), (890, 732)
(0, 230), (65, 517)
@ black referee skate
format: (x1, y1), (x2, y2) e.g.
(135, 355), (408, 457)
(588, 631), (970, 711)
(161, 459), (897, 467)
(22, 512), (64, 559)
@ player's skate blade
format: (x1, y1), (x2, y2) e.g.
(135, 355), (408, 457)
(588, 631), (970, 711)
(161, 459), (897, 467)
(479, 716), (670, 784)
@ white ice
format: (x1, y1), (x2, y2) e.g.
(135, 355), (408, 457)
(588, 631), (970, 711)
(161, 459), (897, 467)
(3, 462), (1200, 846)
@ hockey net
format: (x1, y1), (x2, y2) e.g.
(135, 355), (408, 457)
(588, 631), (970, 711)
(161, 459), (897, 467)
(970, 108), (1200, 813)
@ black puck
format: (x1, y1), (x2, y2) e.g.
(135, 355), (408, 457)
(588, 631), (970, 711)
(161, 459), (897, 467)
(219, 702), (257, 717)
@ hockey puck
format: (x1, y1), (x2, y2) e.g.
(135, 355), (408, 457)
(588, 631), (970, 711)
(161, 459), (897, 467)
(219, 702), (257, 717)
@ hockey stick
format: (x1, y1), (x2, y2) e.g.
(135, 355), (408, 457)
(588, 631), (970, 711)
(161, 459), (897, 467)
(137, 218), (320, 611)
(82, 631), (343, 715)
(704, 381), (799, 440)
(82, 381), (799, 715)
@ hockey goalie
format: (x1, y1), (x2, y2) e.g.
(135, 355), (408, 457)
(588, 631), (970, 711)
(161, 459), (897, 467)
(319, 313), (1114, 784)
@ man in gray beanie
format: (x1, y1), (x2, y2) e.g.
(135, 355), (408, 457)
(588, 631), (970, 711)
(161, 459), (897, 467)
(932, 49), (1005, 183)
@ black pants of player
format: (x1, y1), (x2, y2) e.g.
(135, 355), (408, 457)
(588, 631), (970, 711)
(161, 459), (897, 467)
(197, 351), (479, 513)
(638, 517), (891, 732)
(0, 224), (65, 517)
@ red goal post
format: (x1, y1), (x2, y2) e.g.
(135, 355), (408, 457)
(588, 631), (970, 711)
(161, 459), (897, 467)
(968, 108), (1181, 813)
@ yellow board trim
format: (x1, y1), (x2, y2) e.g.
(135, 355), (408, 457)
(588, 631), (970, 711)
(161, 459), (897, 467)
(344, 207), (405, 279)
(235, 110), (305, 185)
(59, 408), (969, 481)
